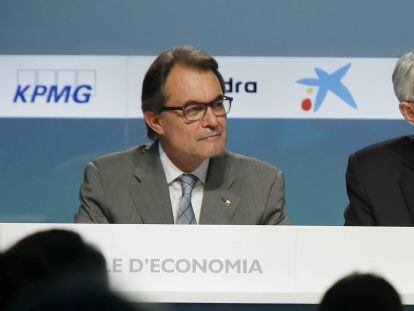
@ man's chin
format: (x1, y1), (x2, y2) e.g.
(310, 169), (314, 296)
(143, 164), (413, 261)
(200, 143), (226, 159)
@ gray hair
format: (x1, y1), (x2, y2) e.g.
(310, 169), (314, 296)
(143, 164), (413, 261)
(392, 50), (414, 102)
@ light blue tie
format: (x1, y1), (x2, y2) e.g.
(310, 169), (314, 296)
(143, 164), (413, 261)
(177, 174), (198, 224)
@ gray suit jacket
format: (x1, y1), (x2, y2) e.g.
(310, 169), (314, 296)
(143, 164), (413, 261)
(75, 143), (287, 224)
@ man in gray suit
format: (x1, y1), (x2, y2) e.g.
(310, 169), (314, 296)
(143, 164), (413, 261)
(75, 46), (287, 225)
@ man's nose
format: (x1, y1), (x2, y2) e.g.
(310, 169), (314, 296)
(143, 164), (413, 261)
(201, 106), (219, 127)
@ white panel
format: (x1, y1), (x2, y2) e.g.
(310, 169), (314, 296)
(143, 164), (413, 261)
(218, 56), (401, 119)
(0, 224), (297, 303)
(3, 224), (414, 304)
(0, 56), (128, 118)
(0, 56), (404, 119)
(295, 226), (413, 301)
(126, 56), (155, 118)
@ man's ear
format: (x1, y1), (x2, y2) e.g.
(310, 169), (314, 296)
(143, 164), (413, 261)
(144, 111), (165, 136)
(399, 102), (414, 126)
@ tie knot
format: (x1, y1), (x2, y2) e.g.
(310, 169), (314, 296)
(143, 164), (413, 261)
(178, 174), (198, 196)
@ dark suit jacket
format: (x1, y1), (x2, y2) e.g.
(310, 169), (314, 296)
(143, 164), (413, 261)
(75, 143), (287, 225)
(344, 136), (414, 226)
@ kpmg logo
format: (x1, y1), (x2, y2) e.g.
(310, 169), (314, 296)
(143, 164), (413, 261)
(13, 69), (96, 104)
(296, 64), (357, 112)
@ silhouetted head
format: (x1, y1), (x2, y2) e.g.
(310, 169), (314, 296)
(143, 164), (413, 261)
(319, 273), (402, 311)
(0, 229), (107, 309)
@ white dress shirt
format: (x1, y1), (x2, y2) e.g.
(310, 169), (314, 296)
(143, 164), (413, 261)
(159, 144), (209, 224)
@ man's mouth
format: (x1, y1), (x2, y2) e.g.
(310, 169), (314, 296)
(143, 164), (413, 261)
(198, 133), (222, 141)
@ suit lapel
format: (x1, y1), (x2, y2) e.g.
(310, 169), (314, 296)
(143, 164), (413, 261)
(199, 154), (241, 224)
(128, 143), (174, 224)
(398, 136), (414, 223)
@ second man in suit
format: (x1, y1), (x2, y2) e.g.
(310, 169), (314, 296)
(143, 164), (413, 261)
(344, 50), (414, 226)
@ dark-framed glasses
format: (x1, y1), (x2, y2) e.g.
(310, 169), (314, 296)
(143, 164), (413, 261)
(160, 95), (232, 121)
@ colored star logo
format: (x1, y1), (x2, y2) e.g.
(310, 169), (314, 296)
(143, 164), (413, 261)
(297, 63), (357, 112)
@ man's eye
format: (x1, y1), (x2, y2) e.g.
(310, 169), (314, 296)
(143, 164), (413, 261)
(211, 101), (224, 110)
(185, 105), (204, 115)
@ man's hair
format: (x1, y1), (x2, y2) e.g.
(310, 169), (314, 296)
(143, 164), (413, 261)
(141, 45), (225, 140)
(318, 273), (402, 311)
(392, 50), (414, 102)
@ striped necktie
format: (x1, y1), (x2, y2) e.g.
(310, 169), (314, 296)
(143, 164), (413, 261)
(176, 174), (198, 224)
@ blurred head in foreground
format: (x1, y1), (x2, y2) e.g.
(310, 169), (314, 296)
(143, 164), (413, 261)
(0, 229), (107, 309)
(8, 279), (139, 311)
(319, 273), (402, 311)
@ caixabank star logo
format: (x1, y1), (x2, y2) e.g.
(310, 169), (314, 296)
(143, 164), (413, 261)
(297, 63), (357, 112)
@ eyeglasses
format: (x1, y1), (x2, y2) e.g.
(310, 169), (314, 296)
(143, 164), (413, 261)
(159, 95), (232, 121)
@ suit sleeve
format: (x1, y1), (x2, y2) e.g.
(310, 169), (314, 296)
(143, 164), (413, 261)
(344, 154), (376, 226)
(75, 162), (110, 223)
(262, 170), (288, 225)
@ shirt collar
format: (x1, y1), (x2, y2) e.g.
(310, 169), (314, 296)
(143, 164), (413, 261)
(159, 143), (209, 184)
